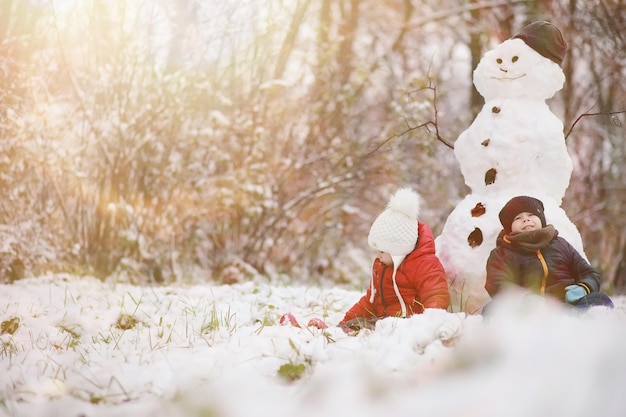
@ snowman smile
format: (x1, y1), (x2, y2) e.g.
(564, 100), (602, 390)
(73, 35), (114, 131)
(491, 74), (526, 81)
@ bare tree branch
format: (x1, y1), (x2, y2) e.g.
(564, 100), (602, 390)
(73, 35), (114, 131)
(362, 79), (453, 159)
(403, 0), (529, 29)
(565, 106), (626, 141)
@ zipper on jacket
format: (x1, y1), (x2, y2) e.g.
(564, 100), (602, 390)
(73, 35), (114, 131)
(536, 249), (548, 295)
(380, 264), (388, 316)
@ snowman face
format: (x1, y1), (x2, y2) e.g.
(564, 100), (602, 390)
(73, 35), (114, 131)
(473, 38), (565, 101)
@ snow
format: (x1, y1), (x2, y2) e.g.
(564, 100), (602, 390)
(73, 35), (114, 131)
(2, 274), (626, 417)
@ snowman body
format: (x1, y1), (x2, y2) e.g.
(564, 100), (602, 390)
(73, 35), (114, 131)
(454, 97), (572, 201)
(436, 38), (585, 313)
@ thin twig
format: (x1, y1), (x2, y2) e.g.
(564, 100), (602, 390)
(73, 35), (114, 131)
(362, 80), (454, 158)
(565, 105), (625, 141)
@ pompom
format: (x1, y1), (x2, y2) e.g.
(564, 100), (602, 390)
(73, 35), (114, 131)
(387, 188), (420, 221)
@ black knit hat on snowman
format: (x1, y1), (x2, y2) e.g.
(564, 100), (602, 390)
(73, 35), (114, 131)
(513, 21), (568, 65)
(367, 188), (420, 317)
(499, 195), (547, 234)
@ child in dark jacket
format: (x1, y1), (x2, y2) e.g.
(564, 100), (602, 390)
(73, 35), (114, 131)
(338, 188), (450, 332)
(485, 195), (613, 310)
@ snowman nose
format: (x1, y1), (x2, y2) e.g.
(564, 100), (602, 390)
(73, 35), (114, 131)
(500, 67), (508, 73)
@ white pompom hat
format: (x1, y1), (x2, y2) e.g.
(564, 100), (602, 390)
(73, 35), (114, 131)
(367, 188), (420, 316)
(368, 188), (420, 260)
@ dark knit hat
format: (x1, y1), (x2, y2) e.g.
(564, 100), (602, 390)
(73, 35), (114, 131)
(512, 21), (568, 65)
(499, 196), (547, 233)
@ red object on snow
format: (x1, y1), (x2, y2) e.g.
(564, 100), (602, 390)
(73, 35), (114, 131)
(307, 318), (328, 329)
(279, 313), (301, 328)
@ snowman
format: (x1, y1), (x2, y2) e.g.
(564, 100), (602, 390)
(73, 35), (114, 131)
(436, 21), (588, 313)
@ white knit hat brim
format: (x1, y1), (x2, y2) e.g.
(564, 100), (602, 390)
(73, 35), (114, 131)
(367, 234), (415, 257)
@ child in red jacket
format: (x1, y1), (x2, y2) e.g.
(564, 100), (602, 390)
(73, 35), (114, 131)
(338, 188), (450, 332)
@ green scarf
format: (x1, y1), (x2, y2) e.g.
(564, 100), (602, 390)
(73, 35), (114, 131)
(505, 225), (558, 253)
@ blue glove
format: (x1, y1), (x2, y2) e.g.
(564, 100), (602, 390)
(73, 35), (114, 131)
(565, 285), (587, 303)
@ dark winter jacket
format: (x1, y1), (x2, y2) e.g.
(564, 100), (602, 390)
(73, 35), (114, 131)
(485, 226), (600, 301)
(339, 222), (450, 325)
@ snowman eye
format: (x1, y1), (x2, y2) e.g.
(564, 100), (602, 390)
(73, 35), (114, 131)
(512, 56), (519, 63)
(496, 58), (503, 64)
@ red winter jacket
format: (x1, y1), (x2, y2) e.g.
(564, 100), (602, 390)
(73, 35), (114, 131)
(339, 222), (450, 324)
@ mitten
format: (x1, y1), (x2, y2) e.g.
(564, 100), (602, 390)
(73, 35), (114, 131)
(565, 285), (587, 303)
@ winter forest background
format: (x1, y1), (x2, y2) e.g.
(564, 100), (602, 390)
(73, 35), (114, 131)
(1, 0), (625, 292)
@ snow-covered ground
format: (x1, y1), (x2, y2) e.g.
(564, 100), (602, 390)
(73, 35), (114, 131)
(1, 274), (625, 417)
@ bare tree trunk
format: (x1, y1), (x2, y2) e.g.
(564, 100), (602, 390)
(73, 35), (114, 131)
(562, 0), (577, 126)
(468, 0), (483, 117)
(337, 0), (360, 85)
(273, 0), (312, 80)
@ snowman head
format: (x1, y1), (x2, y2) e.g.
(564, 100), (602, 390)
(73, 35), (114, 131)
(473, 22), (567, 101)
